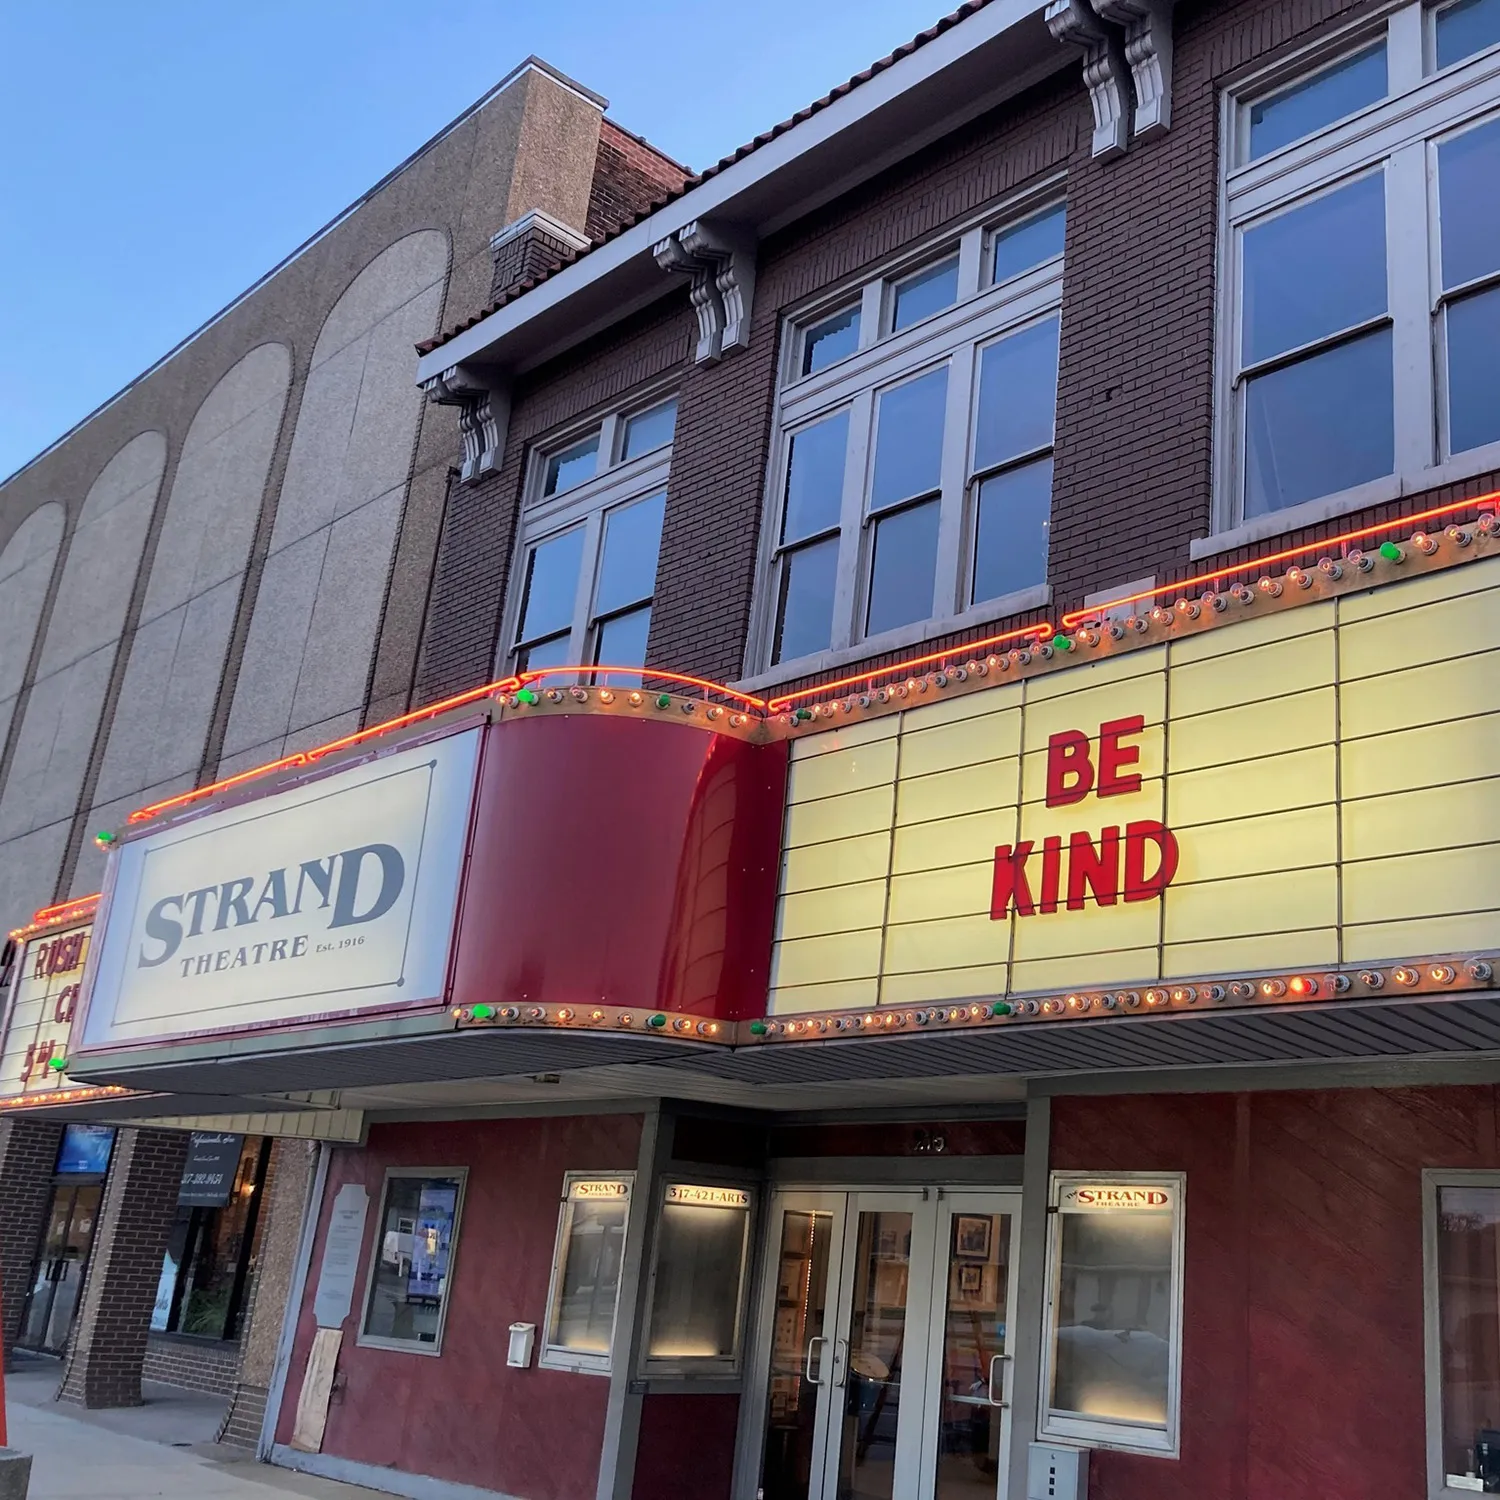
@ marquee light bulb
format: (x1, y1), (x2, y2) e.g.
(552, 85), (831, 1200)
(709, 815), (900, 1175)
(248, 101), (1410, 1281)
(556, 1007), (574, 1022)
(1428, 965), (1456, 984)
(1286, 567), (1311, 588)
(1478, 512), (1499, 535)
(1260, 978), (1286, 997)
(1171, 986), (1198, 1004)
(1257, 576), (1282, 597)
(1467, 961), (1494, 981)
(1144, 987), (1168, 1006)
(1174, 599), (1200, 620)
(516, 688), (539, 706)
(1287, 976), (1317, 997)
(1348, 548), (1375, 572)
(1379, 541), (1405, 563)
(471, 1003), (495, 1021)
(545, 689), (564, 703)
(1205, 592), (1228, 613)
(1446, 526), (1471, 546)
(628, 691), (643, 705)
(1412, 533), (1438, 555)
(1359, 970), (1385, 990)
(1231, 585), (1255, 604)
(1392, 966), (1420, 986)
(1229, 981), (1255, 1000)
(1318, 557), (1343, 579)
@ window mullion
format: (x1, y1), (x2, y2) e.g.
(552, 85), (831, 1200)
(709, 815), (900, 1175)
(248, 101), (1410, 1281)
(1388, 140), (1436, 479)
(570, 511), (606, 666)
(858, 283), (884, 350)
(934, 352), (975, 619)
(832, 390), (875, 650)
(957, 228), (985, 301)
(1388, 2), (1425, 94)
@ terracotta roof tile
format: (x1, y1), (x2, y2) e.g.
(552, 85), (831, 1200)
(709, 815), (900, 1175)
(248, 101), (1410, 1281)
(417, 0), (994, 357)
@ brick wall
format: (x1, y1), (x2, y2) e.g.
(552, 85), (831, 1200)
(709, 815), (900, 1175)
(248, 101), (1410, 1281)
(0, 1118), (63, 1356)
(141, 1332), (240, 1396)
(585, 120), (690, 244)
(58, 1127), (189, 1409)
(416, 0), (1500, 710)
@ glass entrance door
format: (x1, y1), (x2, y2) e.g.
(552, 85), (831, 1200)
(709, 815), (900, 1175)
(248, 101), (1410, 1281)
(19, 1183), (102, 1354)
(748, 1189), (1020, 1500)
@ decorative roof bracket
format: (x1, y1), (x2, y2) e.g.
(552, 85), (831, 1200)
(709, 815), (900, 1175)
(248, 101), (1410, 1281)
(1093, 0), (1175, 139)
(653, 219), (757, 364)
(1045, 0), (1130, 159)
(421, 364), (510, 484)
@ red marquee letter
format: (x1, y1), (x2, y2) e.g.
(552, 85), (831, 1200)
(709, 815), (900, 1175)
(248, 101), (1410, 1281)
(1046, 730), (1094, 807)
(1097, 715), (1145, 798)
(1123, 820), (1179, 902)
(1067, 826), (1121, 909)
(990, 843), (1036, 919)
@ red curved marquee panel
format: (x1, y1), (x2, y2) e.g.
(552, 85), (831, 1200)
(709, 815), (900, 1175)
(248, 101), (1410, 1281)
(450, 715), (787, 1022)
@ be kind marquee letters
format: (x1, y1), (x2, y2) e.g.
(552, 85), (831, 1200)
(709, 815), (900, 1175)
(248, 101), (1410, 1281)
(990, 715), (1178, 920)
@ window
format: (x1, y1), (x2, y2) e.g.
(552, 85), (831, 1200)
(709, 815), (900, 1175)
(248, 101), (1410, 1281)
(152, 1136), (272, 1342)
(542, 1174), (634, 1373)
(508, 395), (674, 682)
(756, 191), (1065, 676)
(1040, 1174), (1185, 1457)
(1219, 4), (1500, 540)
(1424, 1171), (1500, 1494)
(643, 1183), (753, 1373)
(359, 1170), (465, 1353)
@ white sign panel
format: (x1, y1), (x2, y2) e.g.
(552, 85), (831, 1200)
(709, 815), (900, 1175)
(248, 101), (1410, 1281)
(80, 728), (481, 1048)
(314, 1182), (370, 1328)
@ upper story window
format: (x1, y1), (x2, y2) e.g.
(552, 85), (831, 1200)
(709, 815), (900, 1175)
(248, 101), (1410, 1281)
(506, 395), (675, 680)
(753, 190), (1065, 678)
(1218, 0), (1500, 541)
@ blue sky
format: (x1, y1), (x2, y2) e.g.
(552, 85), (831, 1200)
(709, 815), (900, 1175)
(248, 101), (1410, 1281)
(0, 1), (949, 481)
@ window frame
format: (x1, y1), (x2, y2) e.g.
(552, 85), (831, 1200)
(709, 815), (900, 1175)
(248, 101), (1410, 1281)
(744, 181), (1066, 688)
(356, 1165), (469, 1357)
(500, 388), (676, 679)
(1210, 1), (1500, 557)
(1422, 1167), (1500, 1497)
(539, 1170), (636, 1376)
(639, 1179), (757, 1380)
(1038, 1170), (1186, 1459)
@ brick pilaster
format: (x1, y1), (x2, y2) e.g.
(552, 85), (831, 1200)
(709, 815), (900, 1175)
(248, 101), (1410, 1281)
(58, 1127), (188, 1408)
(0, 1117), (63, 1358)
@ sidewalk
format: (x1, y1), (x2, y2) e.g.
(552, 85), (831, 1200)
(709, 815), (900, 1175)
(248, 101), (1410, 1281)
(4, 1359), (388, 1500)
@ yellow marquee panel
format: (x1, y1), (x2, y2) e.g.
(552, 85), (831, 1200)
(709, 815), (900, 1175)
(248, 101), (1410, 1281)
(767, 556), (1500, 1015)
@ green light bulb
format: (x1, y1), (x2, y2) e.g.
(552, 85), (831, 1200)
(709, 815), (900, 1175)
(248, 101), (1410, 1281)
(1052, 634), (1074, 653)
(471, 1003), (495, 1021)
(990, 1002), (1013, 1017)
(749, 1020), (768, 1035)
(1379, 541), (1404, 562)
(656, 694), (672, 709)
(647, 1014), (667, 1028)
(516, 688), (539, 705)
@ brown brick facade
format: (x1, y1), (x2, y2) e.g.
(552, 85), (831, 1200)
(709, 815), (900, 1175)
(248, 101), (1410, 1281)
(0, 1118), (63, 1357)
(415, 0), (1500, 713)
(58, 1127), (189, 1409)
(585, 121), (691, 245)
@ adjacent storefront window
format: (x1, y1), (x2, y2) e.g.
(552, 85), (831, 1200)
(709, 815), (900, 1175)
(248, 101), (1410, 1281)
(542, 1173), (634, 1373)
(359, 1169), (466, 1353)
(152, 1135), (271, 1341)
(643, 1183), (753, 1372)
(1040, 1173), (1185, 1456)
(1424, 1171), (1500, 1493)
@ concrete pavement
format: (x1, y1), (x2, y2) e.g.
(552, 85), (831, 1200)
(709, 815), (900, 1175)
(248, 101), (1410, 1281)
(3, 1359), (388, 1500)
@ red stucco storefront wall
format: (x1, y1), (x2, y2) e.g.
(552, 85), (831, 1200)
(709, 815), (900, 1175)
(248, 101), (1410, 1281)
(1051, 1085), (1500, 1500)
(277, 1114), (643, 1500)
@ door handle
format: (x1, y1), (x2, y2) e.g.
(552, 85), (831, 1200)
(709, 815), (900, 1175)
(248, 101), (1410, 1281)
(987, 1353), (1011, 1408)
(805, 1335), (828, 1386)
(833, 1338), (849, 1390)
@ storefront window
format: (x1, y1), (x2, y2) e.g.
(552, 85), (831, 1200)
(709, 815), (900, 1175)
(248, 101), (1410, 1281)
(151, 1135), (271, 1341)
(1041, 1174), (1184, 1456)
(644, 1184), (752, 1370)
(1427, 1174), (1500, 1491)
(543, 1174), (633, 1372)
(359, 1170), (465, 1352)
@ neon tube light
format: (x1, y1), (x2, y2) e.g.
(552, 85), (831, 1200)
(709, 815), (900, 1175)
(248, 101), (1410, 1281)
(1059, 491), (1500, 626)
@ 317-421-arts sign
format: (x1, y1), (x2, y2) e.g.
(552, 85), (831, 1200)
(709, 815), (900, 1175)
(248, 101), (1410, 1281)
(77, 730), (481, 1050)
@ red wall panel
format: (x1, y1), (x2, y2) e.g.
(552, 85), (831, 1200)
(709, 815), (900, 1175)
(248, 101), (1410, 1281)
(1051, 1086), (1500, 1500)
(276, 1114), (643, 1499)
(451, 714), (786, 1021)
(631, 1393), (740, 1500)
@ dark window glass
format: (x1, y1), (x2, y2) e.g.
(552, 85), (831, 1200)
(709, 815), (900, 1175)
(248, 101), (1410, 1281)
(1436, 1185), (1500, 1482)
(871, 368), (949, 510)
(622, 400), (677, 461)
(973, 457), (1053, 605)
(363, 1175), (462, 1346)
(1439, 117), (1500, 291)
(646, 1191), (751, 1362)
(974, 317), (1060, 472)
(1245, 325), (1394, 515)
(892, 256), (961, 331)
(595, 493), (666, 617)
(866, 498), (941, 636)
(518, 528), (585, 648)
(802, 306), (862, 376)
(783, 413), (850, 544)
(518, 633), (575, 675)
(543, 432), (600, 497)
(1446, 285), (1500, 454)
(1247, 43), (1388, 160)
(1242, 174), (1387, 365)
(1436, 0), (1500, 69)
(595, 606), (652, 674)
(992, 204), (1067, 285)
(773, 536), (840, 665)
